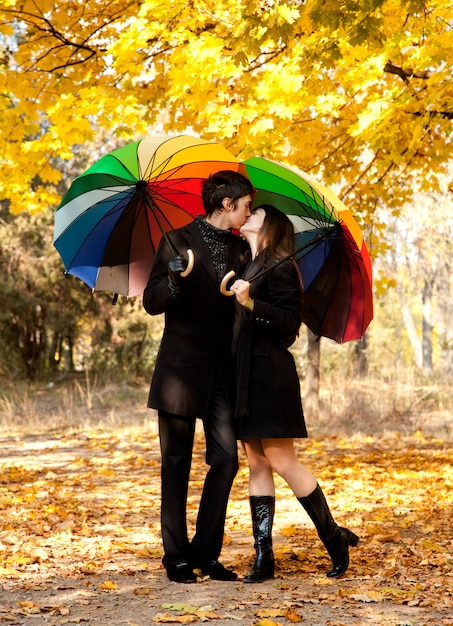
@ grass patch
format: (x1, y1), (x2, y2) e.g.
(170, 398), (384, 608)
(1, 370), (451, 439)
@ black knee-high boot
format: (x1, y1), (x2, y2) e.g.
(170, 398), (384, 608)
(298, 484), (359, 578)
(244, 495), (275, 583)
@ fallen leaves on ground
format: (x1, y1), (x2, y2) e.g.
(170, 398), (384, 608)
(0, 426), (452, 625)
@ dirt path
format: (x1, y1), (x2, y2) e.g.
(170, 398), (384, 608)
(0, 426), (452, 625)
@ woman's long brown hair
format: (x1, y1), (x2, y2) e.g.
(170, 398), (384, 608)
(255, 204), (295, 262)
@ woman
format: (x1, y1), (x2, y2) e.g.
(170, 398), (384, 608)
(229, 204), (359, 582)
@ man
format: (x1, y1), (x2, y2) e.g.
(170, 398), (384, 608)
(143, 170), (253, 583)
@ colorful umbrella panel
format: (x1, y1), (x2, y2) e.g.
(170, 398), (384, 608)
(54, 135), (243, 297)
(242, 157), (373, 343)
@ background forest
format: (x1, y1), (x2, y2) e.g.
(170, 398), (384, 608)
(0, 0), (452, 435)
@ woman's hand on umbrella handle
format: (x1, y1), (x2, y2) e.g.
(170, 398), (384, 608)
(220, 270), (236, 296)
(230, 279), (251, 306)
(180, 248), (194, 278)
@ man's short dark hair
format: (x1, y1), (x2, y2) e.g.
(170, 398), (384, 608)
(202, 170), (253, 217)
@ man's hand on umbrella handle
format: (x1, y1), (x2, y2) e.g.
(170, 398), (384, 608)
(167, 250), (194, 297)
(168, 255), (187, 284)
(220, 270), (236, 296)
(168, 249), (194, 282)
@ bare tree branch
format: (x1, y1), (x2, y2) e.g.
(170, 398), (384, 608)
(384, 61), (433, 81)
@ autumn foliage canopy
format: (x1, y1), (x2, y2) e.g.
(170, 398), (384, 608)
(1, 0), (452, 240)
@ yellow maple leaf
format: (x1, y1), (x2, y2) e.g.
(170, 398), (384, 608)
(281, 524), (301, 536)
(285, 608), (303, 623)
(153, 613), (197, 624)
(256, 608), (285, 618)
(97, 467), (116, 477)
(350, 591), (381, 602)
(99, 580), (117, 591)
(133, 587), (151, 595)
(161, 604), (198, 612)
(194, 610), (221, 619)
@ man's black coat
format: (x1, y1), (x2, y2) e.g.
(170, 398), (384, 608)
(143, 219), (248, 418)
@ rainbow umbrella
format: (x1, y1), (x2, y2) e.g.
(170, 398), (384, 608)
(242, 156), (373, 343)
(53, 135), (242, 297)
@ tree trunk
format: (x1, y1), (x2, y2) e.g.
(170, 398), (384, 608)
(65, 334), (75, 372)
(304, 328), (320, 417)
(422, 279), (433, 372)
(49, 331), (60, 370)
(398, 285), (423, 369)
(436, 274), (453, 373)
(353, 334), (368, 377)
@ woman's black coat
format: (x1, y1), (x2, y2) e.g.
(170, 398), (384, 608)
(143, 220), (248, 418)
(233, 257), (308, 439)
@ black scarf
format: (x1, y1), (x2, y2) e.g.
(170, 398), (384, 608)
(195, 215), (232, 280)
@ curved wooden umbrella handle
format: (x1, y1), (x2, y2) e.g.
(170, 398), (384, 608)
(180, 249), (194, 277)
(220, 270), (236, 296)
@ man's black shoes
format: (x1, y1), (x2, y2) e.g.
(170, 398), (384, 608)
(201, 560), (238, 581)
(166, 562), (197, 583)
(166, 560), (237, 583)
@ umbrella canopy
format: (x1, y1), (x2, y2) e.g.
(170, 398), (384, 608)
(53, 135), (243, 297)
(242, 156), (373, 343)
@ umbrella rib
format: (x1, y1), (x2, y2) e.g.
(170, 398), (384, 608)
(143, 184), (201, 227)
(137, 183), (179, 257)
